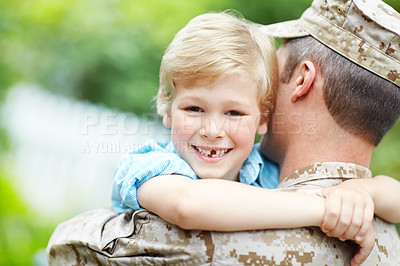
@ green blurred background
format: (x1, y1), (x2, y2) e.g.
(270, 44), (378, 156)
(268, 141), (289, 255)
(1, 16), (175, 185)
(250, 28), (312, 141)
(0, 0), (399, 265)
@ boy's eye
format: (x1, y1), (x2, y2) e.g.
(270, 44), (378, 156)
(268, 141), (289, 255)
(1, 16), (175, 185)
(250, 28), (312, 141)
(226, 110), (244, 116)
(185, 106), (203, 112)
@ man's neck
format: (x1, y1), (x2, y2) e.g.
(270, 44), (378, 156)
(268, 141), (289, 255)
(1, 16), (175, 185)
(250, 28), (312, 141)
(278, 133), (374, 182)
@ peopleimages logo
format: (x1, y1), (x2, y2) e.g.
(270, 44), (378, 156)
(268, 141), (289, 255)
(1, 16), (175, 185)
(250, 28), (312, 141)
(270, 112), (317, 135)
(80, 113), (170, 154)
(81, 113), (163, 136)
(178, 114), (265, 136)
(81, 141), (150, 154)
(79, 111), (318, 154)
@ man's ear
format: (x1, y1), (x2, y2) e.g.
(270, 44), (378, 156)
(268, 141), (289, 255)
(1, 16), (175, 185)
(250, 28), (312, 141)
(291, 60), (317, 103)
(257, 118), (268, 135)
(162, 111), (172, 128)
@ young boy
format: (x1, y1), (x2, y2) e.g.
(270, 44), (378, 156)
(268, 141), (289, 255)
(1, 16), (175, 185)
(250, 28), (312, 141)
(112, 12), (399, 263)
(112, 11), (279, 212)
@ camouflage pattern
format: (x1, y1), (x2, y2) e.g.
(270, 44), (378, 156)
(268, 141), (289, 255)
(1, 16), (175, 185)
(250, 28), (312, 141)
(47, 162), (400, 265)
(261, 0), (400, 87)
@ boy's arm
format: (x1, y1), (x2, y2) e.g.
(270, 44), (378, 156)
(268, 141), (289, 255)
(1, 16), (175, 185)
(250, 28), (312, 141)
(138, 174), (374, 266)
(111, 142), (198, 213)
(322, 175), (400, 227)
(368, 175), (400, 223)
(137, 174), (326, 231)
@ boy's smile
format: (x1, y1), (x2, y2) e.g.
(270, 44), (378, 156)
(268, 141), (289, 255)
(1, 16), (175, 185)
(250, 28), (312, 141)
(163, 74), (268, 181)
(193, 145), (232, 158)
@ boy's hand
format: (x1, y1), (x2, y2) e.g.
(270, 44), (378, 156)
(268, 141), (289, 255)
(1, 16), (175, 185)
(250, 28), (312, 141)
(321, 180), (374, 242)
(351, 227), (375, 266)
(299, 180), (375, 266)
(320, 180), (375, 265)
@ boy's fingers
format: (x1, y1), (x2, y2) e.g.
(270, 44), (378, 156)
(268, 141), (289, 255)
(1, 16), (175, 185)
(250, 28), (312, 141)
(342, 204), (364, 240)
(351, 228), (375, 266)
(326, 196), (353, 238)
(351, 244), (370, 266)
(364, 199), (374, 225)
(355, 201), (374, 241)
(322, 191), (342, 232)
(351, 251), (362, 266)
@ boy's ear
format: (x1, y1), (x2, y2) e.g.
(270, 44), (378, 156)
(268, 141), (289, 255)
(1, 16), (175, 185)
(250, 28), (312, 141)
(291, 60), (317, 103)
(257, 118), (268, 135)
(162, 111), (172, 128)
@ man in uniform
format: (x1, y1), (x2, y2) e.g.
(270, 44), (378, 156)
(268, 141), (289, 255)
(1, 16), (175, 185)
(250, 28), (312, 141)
(47, 0), (400, 265)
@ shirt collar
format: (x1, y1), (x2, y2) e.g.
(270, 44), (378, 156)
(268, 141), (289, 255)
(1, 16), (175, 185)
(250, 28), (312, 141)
(239, 143), (263, 185)
(166, 141), (176, 153)
(278, 162), (372, 189)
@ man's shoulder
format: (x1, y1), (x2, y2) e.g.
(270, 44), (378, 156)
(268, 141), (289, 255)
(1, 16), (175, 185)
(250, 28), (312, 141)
(371, 217), (400, 261)
(48, 208), (400, 265)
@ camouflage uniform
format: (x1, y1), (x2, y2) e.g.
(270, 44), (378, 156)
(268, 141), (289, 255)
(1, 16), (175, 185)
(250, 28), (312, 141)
(48, 0), (400, 265)
(47, 162), (400, 265)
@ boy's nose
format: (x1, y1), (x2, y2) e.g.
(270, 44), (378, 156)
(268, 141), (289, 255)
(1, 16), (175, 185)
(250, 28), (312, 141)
(200, 115), (225, 139)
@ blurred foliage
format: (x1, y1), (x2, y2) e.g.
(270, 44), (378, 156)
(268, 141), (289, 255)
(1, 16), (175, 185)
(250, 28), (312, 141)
(0, 171), (53, 266)
(0, 0), (313, 115)
(371, 120), (400, 178)
(0, 0), (398, 115)
(0, 0), (399, 265)
(0, 0), (399, 114)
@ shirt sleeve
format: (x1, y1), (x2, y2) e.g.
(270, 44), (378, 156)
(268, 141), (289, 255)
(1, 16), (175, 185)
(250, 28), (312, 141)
(111, 141), (197, 213)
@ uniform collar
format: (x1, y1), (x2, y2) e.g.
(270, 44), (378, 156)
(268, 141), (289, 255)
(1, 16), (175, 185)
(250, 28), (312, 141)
(278, 162), (372, 189)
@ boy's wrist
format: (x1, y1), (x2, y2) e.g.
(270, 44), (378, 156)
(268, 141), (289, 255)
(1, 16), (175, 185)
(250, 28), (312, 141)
(346, 178), (375, 201)
(364, 176), (382, 204)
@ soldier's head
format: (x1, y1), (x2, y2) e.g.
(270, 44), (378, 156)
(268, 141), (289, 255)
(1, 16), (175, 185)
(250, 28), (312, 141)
(262, 0), (400, 146)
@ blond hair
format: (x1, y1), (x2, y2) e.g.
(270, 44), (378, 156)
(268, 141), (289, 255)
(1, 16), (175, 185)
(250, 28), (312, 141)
(157, 12), (277, 120)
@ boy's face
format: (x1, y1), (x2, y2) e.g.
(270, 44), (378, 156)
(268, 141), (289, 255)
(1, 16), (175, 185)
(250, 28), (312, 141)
(163, 74), (268, 181)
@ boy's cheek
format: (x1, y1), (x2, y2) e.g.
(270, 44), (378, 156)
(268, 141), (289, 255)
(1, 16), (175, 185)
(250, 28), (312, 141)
(228, 119), (259, 149)
(179, 118), (199, 134)
(227, 118), (257, 136)
(172, 114), (198, 134)
(171, 141), (190, 156)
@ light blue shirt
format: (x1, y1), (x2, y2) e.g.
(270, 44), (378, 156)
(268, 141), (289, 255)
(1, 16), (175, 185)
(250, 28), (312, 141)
(112, 139), (279, 213)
